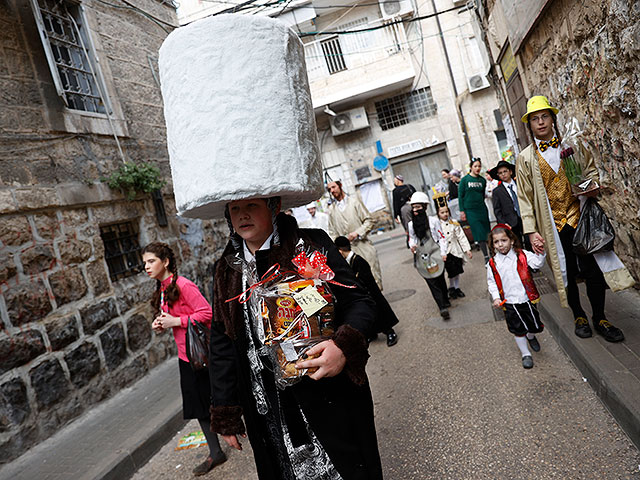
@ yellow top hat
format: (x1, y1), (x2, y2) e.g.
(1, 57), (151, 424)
(521, 95), (559, 123)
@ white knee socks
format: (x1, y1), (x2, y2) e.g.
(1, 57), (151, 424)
(515, 336), (531, 357)
(449, 275), (460, 289)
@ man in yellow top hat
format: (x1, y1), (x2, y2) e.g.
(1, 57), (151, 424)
(515, 95), (632, 343)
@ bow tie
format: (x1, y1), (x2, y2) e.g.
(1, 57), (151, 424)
(538, 137), (559, 152)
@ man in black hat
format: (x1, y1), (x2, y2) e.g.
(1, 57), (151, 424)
(489, 160), (528, 250)
(392, 175), (416, 248)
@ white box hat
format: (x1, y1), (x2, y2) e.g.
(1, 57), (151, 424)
(159, 14), (323, 219)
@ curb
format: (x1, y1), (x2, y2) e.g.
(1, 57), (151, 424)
(100, 408), (186, 480)
(537, 297), (640, 451)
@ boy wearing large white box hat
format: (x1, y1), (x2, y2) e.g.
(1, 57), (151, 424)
(159, 14), (382, 479)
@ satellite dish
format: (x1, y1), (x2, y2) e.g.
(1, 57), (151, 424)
(381, 0), (401, 16)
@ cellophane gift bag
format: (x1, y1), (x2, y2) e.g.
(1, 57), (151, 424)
(228, 241), (341, 389)
(561, 118), (598, 195)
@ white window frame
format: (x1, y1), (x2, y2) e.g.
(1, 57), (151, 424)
(29, 0), (128, 137)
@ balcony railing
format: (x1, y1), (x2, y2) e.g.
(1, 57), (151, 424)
(303, 19), (410, 82)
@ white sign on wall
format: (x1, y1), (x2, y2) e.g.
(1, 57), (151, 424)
(387, 139), (425, 158)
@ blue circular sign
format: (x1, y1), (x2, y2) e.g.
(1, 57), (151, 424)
(373, 155), (389, 171)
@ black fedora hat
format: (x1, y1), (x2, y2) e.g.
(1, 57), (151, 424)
(488, 160), (516, 180)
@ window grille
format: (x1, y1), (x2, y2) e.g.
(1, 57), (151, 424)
(321, 36), (347, 74)
(30, 0), (108, 113)
(375, 87), (437, 131)
(100, 222), (144, 282)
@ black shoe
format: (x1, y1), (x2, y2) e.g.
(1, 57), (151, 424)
(439, 308), (450, 320)
(193, 452), (227, 476)
(522, 355), (534, 369)
(455, 288), (465, 298)
(448, 287), (457, 299)
(386, 331), (398, 347)
(574, 317), (592, 338)
(527, 336), (540, 352)
(367, 333), (379, 343)
(593, 319), (624, 343)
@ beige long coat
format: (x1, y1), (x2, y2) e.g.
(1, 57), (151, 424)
(328, 195), (383, 290)
(516, 142), (633, 307)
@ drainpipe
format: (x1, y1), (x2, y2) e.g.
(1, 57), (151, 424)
(430, 0), (473, 161)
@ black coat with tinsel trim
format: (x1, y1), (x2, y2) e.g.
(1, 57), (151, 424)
(209, 213), (383, 480)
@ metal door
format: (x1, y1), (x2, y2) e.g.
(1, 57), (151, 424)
(392, 149), (450, 214)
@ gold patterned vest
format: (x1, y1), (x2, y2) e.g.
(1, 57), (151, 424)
(537, 150), (580, 232)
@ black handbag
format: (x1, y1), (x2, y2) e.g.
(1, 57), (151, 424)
(185, 317), (210, 370)
(572, 198), (615, 255)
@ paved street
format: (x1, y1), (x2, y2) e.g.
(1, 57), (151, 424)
(132, 231), (640, 479)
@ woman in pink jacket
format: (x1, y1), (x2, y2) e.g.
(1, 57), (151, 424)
(142, 242), (226, 476)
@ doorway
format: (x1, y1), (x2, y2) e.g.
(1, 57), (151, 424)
(392, 148), (450, 214)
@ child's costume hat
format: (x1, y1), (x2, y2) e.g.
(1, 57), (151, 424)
(432, 191), (448, 210)
(521, 95), (559, 123)
(159, 15), (323, 219)
(488, 160), (516, 180)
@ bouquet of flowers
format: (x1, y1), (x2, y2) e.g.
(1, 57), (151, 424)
(562, 118), (598, 195)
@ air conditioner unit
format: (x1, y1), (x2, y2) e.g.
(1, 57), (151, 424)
(379, 0), (414, 20)
(330, 106), (370, 136)
(467, 73), (490, 93)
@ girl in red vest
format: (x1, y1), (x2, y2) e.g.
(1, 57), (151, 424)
(487, 225), (546, 369)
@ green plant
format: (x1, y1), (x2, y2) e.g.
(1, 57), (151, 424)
(103, 161), (167, 200)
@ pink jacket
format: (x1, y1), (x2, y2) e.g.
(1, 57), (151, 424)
(161, 275), (212, 362)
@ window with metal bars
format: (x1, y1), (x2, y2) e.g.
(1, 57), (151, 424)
(30, 0), (108, 113)
(100, 222), (144, 282)
(375, 87), (437, 131)
(321, 36), (347, 74)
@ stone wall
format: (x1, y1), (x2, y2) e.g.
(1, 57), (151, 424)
(0, 0), (229, 464)
(514, 0), (640, 279)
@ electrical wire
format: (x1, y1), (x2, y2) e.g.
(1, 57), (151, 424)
(94, 0), (178, 32)
(298, 4), (467, 36)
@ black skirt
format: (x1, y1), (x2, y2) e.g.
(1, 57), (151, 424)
(444, 254), (464, 278)
(503, 302), (544, 336)
(178, 359), (211, 420)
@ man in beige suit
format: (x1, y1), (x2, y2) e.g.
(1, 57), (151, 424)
(327, 181), (383, 290)
(516, 95), (632, 343)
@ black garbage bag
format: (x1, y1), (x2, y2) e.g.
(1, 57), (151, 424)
(572, 198), (615, 255)
(185, 317), (210, 370)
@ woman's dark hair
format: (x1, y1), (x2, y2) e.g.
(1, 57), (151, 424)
(142, 242), (180, 314)
(527, 110), (563, 148)
(441, 168), (450, 174)
(469, 157), (482, 168)
(488, 226), (521, 257)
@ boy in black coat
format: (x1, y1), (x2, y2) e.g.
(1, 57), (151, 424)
(489, 160), (529, 250)
(335, 235), (399, 347)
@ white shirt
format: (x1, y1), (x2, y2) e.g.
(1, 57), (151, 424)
(243, 232), (274, 263)
(408, 216), (447, 257)
(345, 251), (355, 264)
(303, 211), (329, 233)
(502, 179), (517, 195)
(535, 137), (562, 173)
(487, 248), (546, 304)
(336, 197), (348, 212)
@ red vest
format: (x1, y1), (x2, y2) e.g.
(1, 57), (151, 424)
(488, 249), (540, 304)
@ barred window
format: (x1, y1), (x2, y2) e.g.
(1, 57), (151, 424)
(30, 0), (108, 113)
(321, 36), (347, 74)
(375, 87), (437, 131)
(100, 222), (144, 282)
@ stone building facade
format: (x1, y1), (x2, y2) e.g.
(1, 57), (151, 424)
(478, 0), (640, 281)
(0, 0), (226, 463)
